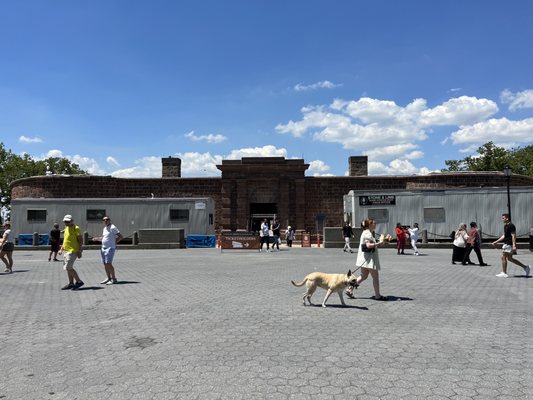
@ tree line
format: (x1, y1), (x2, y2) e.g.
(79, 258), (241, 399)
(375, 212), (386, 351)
(0, 142), (86, 219)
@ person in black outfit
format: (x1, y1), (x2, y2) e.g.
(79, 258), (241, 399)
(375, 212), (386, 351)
(342, 222), (354, 253)
(271, 219), (280, 251)
(48, 223), (61, 262)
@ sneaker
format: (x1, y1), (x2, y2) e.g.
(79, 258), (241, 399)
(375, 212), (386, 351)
(415, 252), (419, 256)
(495, 272), (508, 278)
(525, 265), (531, 277)
(100, 278), (111, 284)
(71, 281), (85, 290)
(61, 283), (75, 290)
(106, 279), (118, 285)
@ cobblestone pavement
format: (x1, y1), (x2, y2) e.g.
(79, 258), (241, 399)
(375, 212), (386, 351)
(0, 246), (532, 400)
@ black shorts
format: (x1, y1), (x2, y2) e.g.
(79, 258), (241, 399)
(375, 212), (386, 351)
(1, 242), (14, 252)
(50, 240), (60, 252)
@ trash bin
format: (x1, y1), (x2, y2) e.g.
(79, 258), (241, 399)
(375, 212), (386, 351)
(301, 232), (311, 247)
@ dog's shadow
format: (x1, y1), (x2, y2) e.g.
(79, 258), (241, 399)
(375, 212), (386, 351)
(310, 304), (369, 310)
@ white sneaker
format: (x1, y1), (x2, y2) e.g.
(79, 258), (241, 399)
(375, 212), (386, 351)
(525, 265), (531, 277)
(100, 278), (111, 284)
(414, 252), (419, 256)
(495, 272), (508, 278)
(106, 279), (118, 285)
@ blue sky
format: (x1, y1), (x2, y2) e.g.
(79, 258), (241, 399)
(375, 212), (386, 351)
(1, 0), (533, 178)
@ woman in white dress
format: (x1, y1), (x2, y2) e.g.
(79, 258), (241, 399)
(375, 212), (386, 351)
(346, 218), (387, 301)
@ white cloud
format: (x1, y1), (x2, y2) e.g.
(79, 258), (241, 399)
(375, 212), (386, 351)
(184, 131), (227, 144)
(176, 152), (222, 176)
(369, 159), (434, 176)
(106, 156), (120, 167)
(500, 89), (533, 111)
(226, 145), (287, 159)
(19, 135), (42, 143)
(363, 144), (423, 161)
(308, 160), (334, 176)
(294, 80), (343, 92)
(450, 117), (533, 147)
(276, 95), (506, 167)
(111, 156), (161, 178)
(69, 155), (106, 175)
(45, 149), (64, 158)
(419, 96), (498, 126)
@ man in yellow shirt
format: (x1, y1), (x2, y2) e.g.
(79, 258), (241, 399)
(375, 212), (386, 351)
(58, 214), (84, 290)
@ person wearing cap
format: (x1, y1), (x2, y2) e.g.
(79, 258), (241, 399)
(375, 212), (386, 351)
(0, 222), (14, 273)
(286, 226), (294, 247)
(48, 222), (61, 262)
(58, 215), (84, 290)
(92, 216), (123, 285)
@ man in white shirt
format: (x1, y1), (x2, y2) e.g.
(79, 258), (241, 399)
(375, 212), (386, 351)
(94, 216), (123, 284)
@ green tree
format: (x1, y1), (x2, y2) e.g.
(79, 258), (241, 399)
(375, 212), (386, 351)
(0, 142), (87, 214)
(442, 142), (533, 177)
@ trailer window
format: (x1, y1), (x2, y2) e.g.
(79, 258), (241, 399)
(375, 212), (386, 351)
(424, 207), (445, 223)
(27, 209), (47, 222)
(170, 209), (189, 222)
(87, 209), (106, 221)
(368, 208), (388, 222)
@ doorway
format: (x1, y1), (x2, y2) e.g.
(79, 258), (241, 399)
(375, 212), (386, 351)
(249, 203), (277, 232)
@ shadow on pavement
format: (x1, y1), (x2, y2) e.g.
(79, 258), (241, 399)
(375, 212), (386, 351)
(74, 286), (105, 291)
(311, 304), (369, 310)
(115, 281), (141, 285)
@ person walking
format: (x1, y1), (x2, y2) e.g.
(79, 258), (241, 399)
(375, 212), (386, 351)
(342, 221), (354, 253)
(492, 213), (530, 278)
(0, 222), (14, 274)
(408, 223), (420, 256)
(286, 226), (294, 247)
(463, 222), (487, 266)
(259, 218), (270, 252)
(395, 223), (406, 255)
(452, 223), (469, 264)
(271, 219), (280, 251)
(48, 223), (61, 262)
(93, 216), (123, 285)
(346, 218), (387, 301)
(58, 215), (84, 290)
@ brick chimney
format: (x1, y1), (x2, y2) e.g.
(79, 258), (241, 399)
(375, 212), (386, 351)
(162, 157), (181, 177)
(348, 156), (368, 176)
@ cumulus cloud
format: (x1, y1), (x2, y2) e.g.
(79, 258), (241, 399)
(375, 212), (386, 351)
(419, 96), (498, 126)
(106, 156), (120, 167)
(450, 117), (533, 148)
(19, 135), (42, 143)
(308, 160), (334, 176)
(111, 156), (161, 178)
(364, 144), (423, 161)
(369, 159), (434, 176)
(226, 145), (287, 159)
(184, 131), (227, 144)
(294, 80), (343, 92)
(176, 152), (222, 176)
(500, 89), (533, 111)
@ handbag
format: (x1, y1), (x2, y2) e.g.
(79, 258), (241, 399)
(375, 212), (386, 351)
(361, 242), (375, 253)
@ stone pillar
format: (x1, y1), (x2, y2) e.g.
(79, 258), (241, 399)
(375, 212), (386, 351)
(294, 179), (306, 231)
(161, 157), (181, 177)
(349, 156), (368, 176)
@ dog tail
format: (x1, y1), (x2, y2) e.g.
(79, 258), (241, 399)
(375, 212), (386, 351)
(291, 279), (307, 287)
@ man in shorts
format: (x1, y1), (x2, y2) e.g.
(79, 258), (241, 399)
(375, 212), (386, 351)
(492, 213), (530, 278)
(94, 216), (123, 284)
(58, 215), (84, 290)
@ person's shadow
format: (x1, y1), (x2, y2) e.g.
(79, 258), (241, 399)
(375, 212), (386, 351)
(310, 304), (369, 310)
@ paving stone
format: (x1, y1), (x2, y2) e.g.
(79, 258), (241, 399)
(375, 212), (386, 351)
(0, 247), (531, 399)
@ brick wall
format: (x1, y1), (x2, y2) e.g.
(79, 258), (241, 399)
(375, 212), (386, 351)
(11, 171), (533, 234)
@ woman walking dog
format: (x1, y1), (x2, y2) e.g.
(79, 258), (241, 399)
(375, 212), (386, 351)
(346, 218), (388, 301)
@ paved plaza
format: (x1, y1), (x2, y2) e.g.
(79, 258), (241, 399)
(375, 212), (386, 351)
(1, 245), (532, 400)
